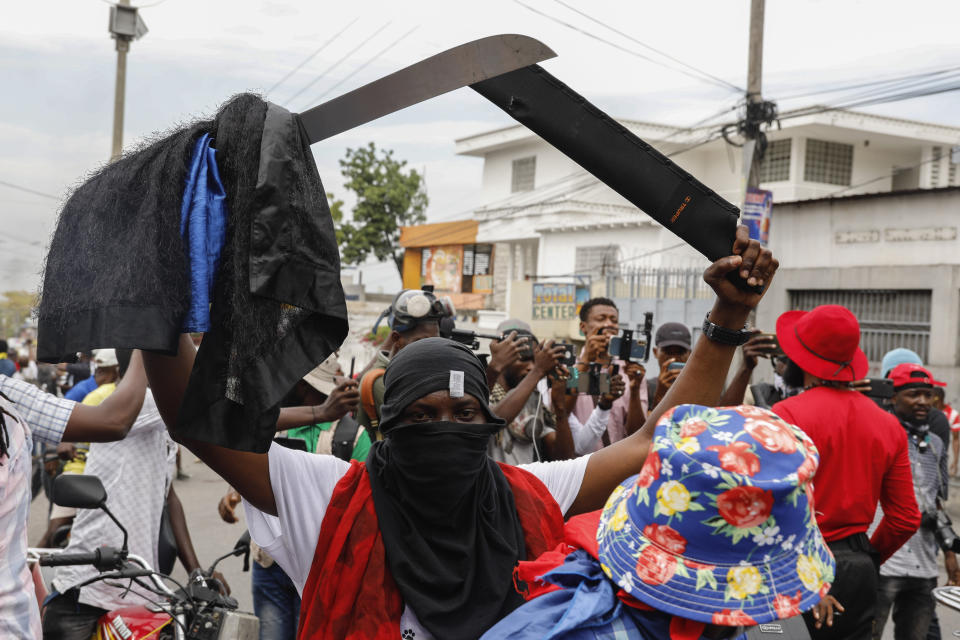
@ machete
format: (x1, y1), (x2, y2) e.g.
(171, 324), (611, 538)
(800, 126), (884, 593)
(471, 65), (762, 293)
(299, 34), (556, 143)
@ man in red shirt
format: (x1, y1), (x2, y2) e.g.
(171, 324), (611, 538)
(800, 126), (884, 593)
(772, 304), (920, 640)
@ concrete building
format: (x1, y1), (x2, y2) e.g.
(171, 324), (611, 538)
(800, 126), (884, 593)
(755, 186), (960, 393)
(448, 107), (960, 352)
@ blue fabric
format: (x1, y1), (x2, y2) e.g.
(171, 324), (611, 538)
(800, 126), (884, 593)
(179, 133), (227, 332)
(0, 358), (15, 378)
(252, 561), (300, 640)
(64, 376), (98, 402)
(479, 550), (737, 640)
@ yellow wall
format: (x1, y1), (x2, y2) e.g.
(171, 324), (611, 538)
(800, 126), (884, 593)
(401, 249), (422, 290)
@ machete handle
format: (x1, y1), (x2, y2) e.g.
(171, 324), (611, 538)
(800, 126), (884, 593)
(726, 270), (765, 296)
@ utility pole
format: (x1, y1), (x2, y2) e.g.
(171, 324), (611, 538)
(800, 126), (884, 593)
(108, 0), (148, 161)
(743, 0), (766, 191)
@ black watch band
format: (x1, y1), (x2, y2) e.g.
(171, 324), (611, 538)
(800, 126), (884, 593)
(702, 313), (751, 346)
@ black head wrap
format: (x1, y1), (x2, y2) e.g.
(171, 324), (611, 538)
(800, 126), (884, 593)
(367, 337), (524, 639)
(378, 337), (503, 432)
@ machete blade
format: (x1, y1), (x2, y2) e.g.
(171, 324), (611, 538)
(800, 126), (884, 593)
(299, 34), (556, 143)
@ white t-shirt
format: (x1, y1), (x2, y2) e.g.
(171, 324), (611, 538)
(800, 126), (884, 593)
(53, 390), (178, 609)
(244, 442), (590, 640)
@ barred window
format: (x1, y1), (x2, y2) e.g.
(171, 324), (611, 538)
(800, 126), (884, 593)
(759, 139), (791, 183)
(511, 156), (536, 193)
(575, 245), (620, 277)
(804, 139), (853, 186)
(931, 146), (942, 187)
(788, 289), (931, 363)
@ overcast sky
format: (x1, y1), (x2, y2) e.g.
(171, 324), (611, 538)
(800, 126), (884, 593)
(2, 0), (959, 293)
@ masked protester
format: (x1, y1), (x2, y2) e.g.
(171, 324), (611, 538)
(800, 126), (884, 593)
(141, 226), (778, 639)
(480, 404), (836, 640)
(771, 305), (922, 640)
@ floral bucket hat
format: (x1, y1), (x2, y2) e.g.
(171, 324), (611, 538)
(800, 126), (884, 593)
(597, 404), (835, 627)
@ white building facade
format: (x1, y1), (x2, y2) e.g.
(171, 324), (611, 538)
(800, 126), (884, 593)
(452, 108), (960, 357)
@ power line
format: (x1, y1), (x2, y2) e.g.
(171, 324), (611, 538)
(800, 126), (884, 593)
(299, 25), (421, 111)
(283, 21), (391, 107)
(0, 180), (60, 201)
(265, 17), (360, 97)
(776, 78), (960, 123)
(513, 0), (740, 93)
(770, 64), (960, 102)
(549, 0), (743, 92)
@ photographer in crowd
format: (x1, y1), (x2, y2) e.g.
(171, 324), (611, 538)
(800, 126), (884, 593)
(573, 298), (646, 448)
(488, 319), (624, 461)
(645, 322), (691, 411)
(873, 364), (959, 640)
(771, 304), (921, 640)
(486, 320), (574, 463)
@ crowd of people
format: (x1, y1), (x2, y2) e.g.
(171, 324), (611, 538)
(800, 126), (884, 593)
(0, 224), (957, 640)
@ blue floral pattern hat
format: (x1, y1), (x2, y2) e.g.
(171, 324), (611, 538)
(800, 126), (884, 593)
(597, 404), (835, 627)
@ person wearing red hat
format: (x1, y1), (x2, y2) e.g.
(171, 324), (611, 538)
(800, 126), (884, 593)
(771, 304), (921, 640)
(874, 364), (957, 640)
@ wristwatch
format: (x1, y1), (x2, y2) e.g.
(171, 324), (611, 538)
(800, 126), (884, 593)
(702, 313), (752, 346)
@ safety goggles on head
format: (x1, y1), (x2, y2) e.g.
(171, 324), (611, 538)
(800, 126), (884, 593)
(374, 287), (456, 334)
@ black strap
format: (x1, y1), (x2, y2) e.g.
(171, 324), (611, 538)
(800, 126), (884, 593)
(794, 327), (854, 378)
(331, 414), (361, 461)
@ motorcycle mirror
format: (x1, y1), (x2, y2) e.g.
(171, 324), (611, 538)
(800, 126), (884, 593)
(52, 473), (129, 555)
(52, 474), (107, 509)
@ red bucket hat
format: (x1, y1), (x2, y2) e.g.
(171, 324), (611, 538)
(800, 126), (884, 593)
(775, 305), (868, 382)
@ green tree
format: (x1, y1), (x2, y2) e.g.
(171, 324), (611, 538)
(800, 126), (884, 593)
(0, 290), (36, 337)
(336, 142), (428, 275)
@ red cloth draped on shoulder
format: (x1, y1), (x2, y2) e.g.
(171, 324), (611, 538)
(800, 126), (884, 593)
(514, 510), (708, 640)
(297, 461), (566, 639)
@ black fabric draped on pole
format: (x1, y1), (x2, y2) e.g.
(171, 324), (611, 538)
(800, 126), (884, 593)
(37, 93), (348, 452)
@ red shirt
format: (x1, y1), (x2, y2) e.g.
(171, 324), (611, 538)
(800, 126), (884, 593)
(773, 386), (920, 562)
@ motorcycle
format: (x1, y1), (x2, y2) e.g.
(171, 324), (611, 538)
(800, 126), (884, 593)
(28, 474), (259, 640)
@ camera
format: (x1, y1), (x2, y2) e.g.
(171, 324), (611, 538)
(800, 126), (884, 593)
(859, 377), (895, 400)
(924, 507), (960, 553)
(606, 312), (654, 364)
(449, 328), (502, 351)
(556, 341), (576, 367)
(449, 328), (539, 362)
(567, 364), (611, 395)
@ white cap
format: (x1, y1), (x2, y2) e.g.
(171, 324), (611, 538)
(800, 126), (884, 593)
(93, 348), (119, 368)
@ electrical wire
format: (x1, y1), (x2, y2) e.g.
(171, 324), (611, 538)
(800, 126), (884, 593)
(266, 17), (360, 97)
(299, 25), (421, 111)
(283, 21), (391, 107)
(776, 78), (960, 123)
(771, 64), (960, 102)
(512, 0), (739, 93)
(549, 0), (743, 92)
(0, 180), (60, 200)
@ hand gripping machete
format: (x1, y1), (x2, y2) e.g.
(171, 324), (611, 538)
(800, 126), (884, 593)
(299, 34), (556, 143)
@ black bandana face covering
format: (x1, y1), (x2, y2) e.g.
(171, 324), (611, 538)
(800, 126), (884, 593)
(378, 421), (501, 516)
(367, 419), (526, 639)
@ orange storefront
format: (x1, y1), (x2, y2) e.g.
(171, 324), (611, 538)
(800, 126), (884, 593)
(399, 220), (494, 311)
